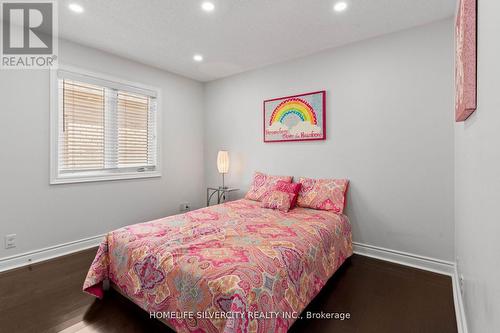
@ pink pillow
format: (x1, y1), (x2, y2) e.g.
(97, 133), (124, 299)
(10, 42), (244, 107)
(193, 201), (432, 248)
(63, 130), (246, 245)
(274, 181), (302, 209)
(245, 172), (292, 202)
(297, 177), (349, 214)
(261, 190), (294, 212)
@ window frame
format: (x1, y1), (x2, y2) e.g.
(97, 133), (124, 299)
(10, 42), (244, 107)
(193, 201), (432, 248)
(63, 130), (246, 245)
(50, 65), (162, 184)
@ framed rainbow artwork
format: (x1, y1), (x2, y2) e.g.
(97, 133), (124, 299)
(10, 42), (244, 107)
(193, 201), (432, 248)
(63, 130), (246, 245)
(263, 91), (326, 142)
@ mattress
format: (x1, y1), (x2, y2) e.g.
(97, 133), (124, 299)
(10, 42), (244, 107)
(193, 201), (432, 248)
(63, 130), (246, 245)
(83, 199), (352, 332)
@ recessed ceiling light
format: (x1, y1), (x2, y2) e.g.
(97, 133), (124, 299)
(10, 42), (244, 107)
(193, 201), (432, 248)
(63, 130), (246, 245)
(193, 54), (204, 62)
(333, 1), (348, 12)
(68, 3), (84, 13)
(201, 2), (215, 12)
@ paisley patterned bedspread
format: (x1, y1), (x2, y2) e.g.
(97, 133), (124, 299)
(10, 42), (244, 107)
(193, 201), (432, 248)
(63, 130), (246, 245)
(83, 199), (352, 332)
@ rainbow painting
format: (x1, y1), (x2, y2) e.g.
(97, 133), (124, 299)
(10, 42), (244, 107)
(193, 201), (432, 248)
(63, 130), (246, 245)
(263, 91), (326, 142)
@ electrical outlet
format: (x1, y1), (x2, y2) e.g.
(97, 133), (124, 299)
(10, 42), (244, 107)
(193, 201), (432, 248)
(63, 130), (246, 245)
(4, 234), (16, 249)
(179, 202), (191, 212)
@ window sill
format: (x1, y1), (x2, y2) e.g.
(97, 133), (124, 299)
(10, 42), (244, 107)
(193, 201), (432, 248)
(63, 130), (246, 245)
(50, 170), (161, 185)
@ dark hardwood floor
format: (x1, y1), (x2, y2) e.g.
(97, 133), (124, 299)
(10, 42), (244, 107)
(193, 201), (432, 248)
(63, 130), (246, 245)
(0, 249), (457, 333)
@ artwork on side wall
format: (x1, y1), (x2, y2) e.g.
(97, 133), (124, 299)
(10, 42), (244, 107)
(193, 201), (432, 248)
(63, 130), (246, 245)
(263, 91), (326, 142)
(455, 0), (477, 122)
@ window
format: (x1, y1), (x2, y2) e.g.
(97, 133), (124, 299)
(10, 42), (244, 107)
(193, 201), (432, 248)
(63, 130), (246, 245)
(50, 67), (160, 184)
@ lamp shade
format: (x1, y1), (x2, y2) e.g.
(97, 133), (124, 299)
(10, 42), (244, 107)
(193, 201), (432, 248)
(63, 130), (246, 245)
(217, 150), (229, 174)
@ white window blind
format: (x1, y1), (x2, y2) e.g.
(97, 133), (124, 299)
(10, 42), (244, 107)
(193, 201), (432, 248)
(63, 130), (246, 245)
(61, 80), (105, 170)
(117, 91), (155, 167)
(51, 68), (160, 184)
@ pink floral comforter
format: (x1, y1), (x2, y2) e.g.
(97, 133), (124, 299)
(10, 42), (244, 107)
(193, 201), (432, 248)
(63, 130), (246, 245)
(83, 199), (352, 332)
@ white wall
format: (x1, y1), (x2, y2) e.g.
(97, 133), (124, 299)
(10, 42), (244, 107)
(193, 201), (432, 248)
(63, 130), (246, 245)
(0, 21), (457, 266)
(455, 0), (500, 331)
(0, 40), (205, 258)
(204, 19), (455, 261)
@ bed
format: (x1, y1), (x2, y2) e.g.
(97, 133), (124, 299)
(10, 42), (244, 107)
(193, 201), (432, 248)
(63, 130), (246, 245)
(83, 198), (352, 332)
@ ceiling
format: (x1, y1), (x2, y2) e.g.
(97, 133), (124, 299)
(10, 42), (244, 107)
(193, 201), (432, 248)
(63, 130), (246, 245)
(58, 0), (456, 82)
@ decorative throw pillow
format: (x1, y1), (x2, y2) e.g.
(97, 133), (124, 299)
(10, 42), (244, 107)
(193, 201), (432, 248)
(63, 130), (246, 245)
(261, 190), (295, 212)
(297, 178), (349, 213)
(274, 180), (302, 209)
(245, 172), (292, 201)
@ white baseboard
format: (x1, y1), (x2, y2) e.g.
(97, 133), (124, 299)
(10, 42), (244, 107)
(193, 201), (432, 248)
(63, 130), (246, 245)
(353, 241), (455, 276)
(451, 266), (469, 333)
(353, 241), (467, 333)
(0, 234), (104, 272)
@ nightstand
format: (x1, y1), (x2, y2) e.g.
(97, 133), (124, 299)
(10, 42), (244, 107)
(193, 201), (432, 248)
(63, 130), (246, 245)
(206, 187), (239, 206)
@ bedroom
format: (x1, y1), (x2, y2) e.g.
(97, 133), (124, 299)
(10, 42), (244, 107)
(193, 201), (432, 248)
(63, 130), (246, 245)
(0, 0), (498, 332)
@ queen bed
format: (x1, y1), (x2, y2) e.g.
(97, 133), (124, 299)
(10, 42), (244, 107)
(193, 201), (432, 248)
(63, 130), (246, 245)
(83, 198), (352, 332)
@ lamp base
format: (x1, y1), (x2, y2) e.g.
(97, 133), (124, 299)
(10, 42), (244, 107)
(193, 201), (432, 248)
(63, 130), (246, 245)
(219, 173), (228, 190)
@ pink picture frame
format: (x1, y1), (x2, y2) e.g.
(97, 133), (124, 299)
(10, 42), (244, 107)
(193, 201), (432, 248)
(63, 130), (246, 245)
(455, 0), (477, 122)
(263, 91), (326, 143)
